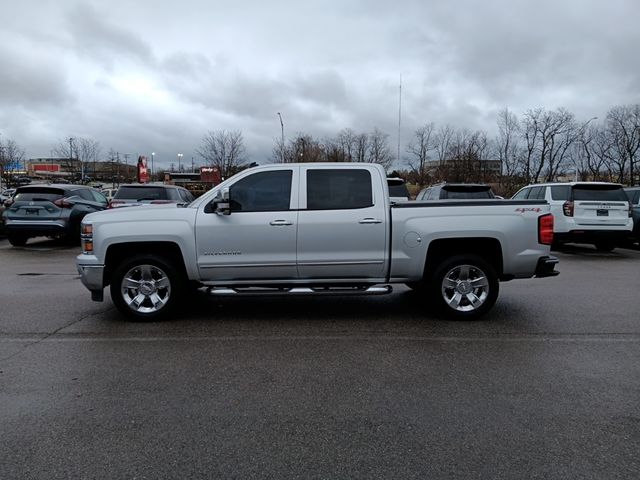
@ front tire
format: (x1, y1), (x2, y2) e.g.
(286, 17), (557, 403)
(429, 255), (499, 320)
(110, 254), (183, 321)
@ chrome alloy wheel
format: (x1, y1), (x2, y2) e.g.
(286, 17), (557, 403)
(440, 264), (490, 312)
(120, 264), (171, 314)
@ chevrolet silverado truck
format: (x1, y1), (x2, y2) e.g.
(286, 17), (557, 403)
(76, 163), (559, 321)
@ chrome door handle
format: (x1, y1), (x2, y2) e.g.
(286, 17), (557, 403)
(269, 220), (293, 226)
(359, 218), (382, 224)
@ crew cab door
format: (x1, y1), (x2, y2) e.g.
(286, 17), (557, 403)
(195, 167), (299, 281)
(296, 166), (388, 280)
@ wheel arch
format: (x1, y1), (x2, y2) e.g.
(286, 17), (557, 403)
(104, 241), (188, 287)
(424, 237), (504, 280)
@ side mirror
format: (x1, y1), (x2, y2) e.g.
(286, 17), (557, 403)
(209, 187), (230, 215)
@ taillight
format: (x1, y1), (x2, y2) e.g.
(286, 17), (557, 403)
(4, 199), (14, 207)
(108, 200), (124, 208)
(53, 198), (73, 208)
(538, 214), (554, 245)
(562, 201), (574, 217)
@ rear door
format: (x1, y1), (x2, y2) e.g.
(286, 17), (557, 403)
(572, 184), (629, 226)
(296, 166), (388, 280)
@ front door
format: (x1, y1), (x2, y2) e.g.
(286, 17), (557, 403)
(196, 168), (299, 282)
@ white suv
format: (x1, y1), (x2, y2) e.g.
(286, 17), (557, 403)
(512, 182), (632, 251)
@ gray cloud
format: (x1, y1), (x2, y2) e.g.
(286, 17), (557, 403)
(1, 0), (639, 167)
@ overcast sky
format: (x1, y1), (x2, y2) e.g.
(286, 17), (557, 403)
(1, 0), (639, 169)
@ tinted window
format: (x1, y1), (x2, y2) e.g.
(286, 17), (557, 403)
(572, 185), (627, 201)
(550, 185), (570, 200)
(307, 169), (372, 210)
(441, 186), (494, 199)
(114, 186), (170, 200)
(388, 183), (410, 198)
(528, 186), (544, 200)
(230, 170), (292, 212)
(13, 187), (65, 202)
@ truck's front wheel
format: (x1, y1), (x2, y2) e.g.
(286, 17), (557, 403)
(110, 254), (183, 321)
(430, 255), (499, 320)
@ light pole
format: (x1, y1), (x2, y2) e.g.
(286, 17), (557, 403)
(151, 152), (155, 181)
(177, 153), (183, 172)
(277, 112), (284, 162)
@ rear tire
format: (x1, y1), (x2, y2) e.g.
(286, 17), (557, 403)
(110, 254), (184, 321)
(8, 235), (27, 247)
(429, 255), (499, 320)
(594, 242), (615, 252)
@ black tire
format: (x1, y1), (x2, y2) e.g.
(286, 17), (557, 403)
(8, 235), (27, 247)
(594, 242), (615, 252)
(110, 254), (184, 321)
(428, 254), (499, 320)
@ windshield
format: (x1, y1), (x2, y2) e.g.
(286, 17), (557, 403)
(388, 184), (410, 198)
(442, 186), (494, 199)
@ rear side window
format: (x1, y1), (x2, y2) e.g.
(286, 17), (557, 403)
(13, 187), (65, 202)
(114, 186), (170, 200)
(307, 169), (373, 210)
(572, 185), (627, 201)
(528, 186), (545, 200)
(230, 170), (292, 212)
(441, 186), (494, 199)
(512, 188), (529, 200)
(550, 186), (570, 200)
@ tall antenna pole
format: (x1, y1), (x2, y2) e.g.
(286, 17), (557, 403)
(397, 74), (402, 165)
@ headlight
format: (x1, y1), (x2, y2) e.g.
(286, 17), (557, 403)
(81, 222), (93, 254)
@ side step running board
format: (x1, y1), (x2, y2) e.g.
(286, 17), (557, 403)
(207, 285), (393, 296)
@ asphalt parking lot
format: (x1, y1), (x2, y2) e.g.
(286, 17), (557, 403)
(1, 238), (639, 479)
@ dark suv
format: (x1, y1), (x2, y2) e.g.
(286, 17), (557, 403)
(416, 183), (496, 201)
(2, 184), (108, 246)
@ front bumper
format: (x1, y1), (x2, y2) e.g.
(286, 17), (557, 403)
(77, 263), (105, 301)
(534, 256), (560, 278)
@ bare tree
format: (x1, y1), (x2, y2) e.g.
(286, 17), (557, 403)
(606, 105), (640, 184)
(406, 123), (435, 186)
(197, 130), (247, 179)
(433, 124), (454, 165)
(367, 128), (394, 172)
(353, 133), (370, 163)
(336, 128), (357, 162)
(1, 138), (26, 188)
(495, 108), (522, 190)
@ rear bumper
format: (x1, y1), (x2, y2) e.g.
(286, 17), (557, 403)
(534, 256), (560, 278)
(555, 230), (629, 244)
(4, 219), (69, 237)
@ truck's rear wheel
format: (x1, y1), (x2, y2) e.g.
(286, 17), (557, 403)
(110, 254), (183, 321)
(430, 255), (498, 320)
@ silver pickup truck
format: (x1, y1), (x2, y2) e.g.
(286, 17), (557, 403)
(77, 163), (558, 321)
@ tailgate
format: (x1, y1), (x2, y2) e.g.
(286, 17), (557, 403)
(572, 185), (629, 227)
(9, 201), (64, 220)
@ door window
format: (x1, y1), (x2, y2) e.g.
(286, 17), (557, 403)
(306, 169), (372, 210)
(229, 170), (292, 212)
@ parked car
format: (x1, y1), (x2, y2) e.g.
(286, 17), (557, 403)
(1, 188), (16, 204)
(387, 178), (410, 203)
(416, 183), (497, 201)
(512, 182), (632, 251)
(108, 184), (195, 208)
(624, 186), (640, 246)
(101, 188), (119, 202)
(2, 184), (109, 246)
(77, 162), (558, 321)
